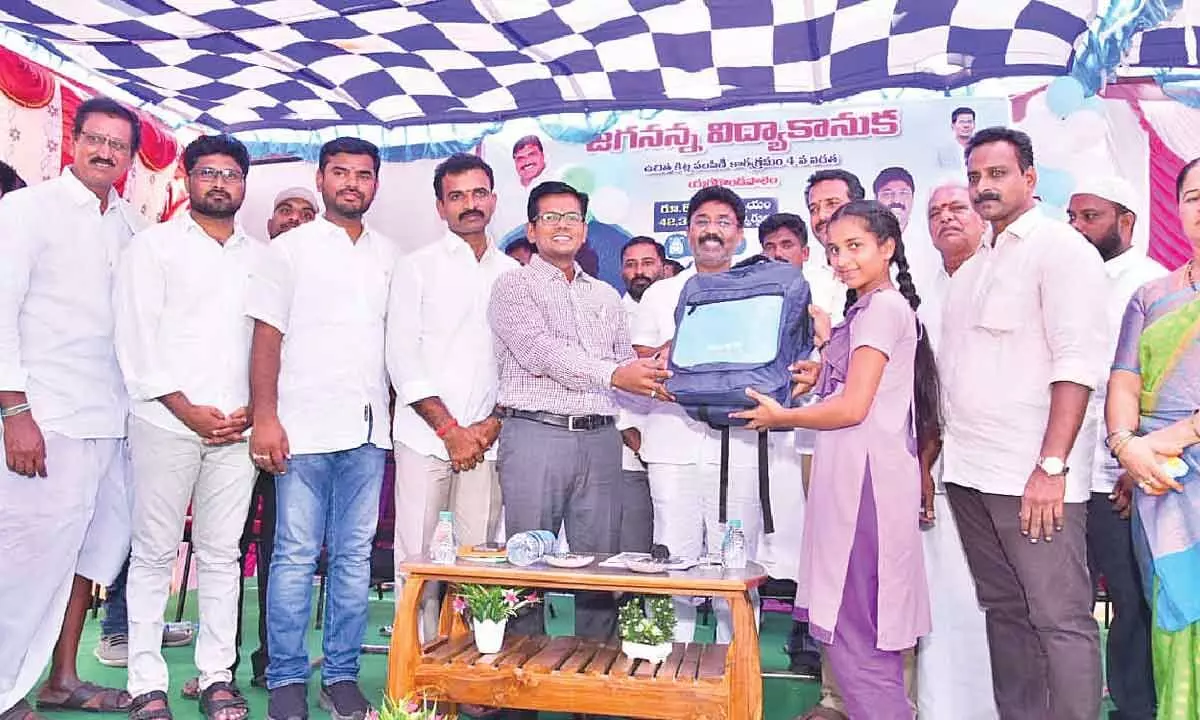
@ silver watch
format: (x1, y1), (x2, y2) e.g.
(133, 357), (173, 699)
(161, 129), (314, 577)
(1037, 456), (1068, 476)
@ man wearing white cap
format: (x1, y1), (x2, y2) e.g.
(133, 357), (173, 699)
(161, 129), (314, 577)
(1067, 176), (1165, 720)
(266, 187), (317, 241)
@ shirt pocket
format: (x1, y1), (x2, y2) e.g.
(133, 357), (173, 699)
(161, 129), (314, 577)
(972, 287), (1022, 333)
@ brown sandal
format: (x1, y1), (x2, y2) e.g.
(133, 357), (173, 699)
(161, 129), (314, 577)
(198, 682), (247, 720)
(36, 683), (131, 713)
(0, 700), (40, 720)
(128, 691), (172, 720)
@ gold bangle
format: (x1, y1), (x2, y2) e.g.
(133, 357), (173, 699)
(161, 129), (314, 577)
(1111, 434), (1136, 460)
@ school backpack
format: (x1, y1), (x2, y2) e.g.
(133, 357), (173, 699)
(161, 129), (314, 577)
(664, 256), (815, 534)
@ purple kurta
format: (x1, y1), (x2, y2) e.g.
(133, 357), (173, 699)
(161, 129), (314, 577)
(795, 287), (931, 651)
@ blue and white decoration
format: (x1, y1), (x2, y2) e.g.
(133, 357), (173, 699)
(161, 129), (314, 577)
(0, 0), (1098, 133)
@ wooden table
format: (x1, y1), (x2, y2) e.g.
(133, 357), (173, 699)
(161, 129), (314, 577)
(386, 556), (767, 719)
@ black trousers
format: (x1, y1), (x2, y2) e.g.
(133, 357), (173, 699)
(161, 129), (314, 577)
(232, 470), (276, 679)
(1087, 492), (1156, 720)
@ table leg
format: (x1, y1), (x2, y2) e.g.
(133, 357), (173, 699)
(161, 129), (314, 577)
(386, 575), (426, 702)
(728, 589), (763, 720)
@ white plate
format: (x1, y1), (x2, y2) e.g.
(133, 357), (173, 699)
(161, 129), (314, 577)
(544, 553), (595, 569)
(624, 558), (670, 574)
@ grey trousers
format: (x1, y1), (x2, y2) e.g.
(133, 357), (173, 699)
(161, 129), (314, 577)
(618, 469), (653, 553)
(946, 483), (1101, 720)
(496, 416), (621, 639)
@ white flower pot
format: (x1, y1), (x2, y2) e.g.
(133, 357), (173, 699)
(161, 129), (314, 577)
(621, 639), (673, 665)
(473, 618), (506, 654)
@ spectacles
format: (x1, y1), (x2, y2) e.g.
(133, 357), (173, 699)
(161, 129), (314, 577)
(691, 217), (737, 231)
(190, 167), (245, 184)
(536, 211), (584, 226)
(78, 131), (131, 155)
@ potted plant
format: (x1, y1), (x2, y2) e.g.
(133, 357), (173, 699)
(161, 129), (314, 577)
(618, 595), (677, 664)
(453, 584), (540, 654)
(374, 693), (456, 720)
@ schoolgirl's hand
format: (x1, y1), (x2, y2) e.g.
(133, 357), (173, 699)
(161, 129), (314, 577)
(730, 388), (785, 430)
(809, 305), (832, 349)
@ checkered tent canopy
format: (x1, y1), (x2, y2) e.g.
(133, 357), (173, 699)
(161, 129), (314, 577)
(0, 0), (1099, 133)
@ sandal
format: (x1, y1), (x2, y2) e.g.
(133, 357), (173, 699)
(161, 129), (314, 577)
(198, 682), (247, 720)
(36, 682), (132, 713)
(795, 708), (849, 720)
(128, 691), (172, 720)
(0, 700), (39, 720)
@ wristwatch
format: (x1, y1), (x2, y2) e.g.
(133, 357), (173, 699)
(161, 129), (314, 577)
(1037, 456), (1068, 476)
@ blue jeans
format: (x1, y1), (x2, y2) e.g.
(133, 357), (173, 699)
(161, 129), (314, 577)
(102, 558), (130, 637)
(265, 444), (385, 689)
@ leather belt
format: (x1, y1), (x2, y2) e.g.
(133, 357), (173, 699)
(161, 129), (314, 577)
(503, 408), (615, 432)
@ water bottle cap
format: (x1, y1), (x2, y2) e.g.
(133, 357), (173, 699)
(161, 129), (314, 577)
(728, 519), (742, 529)
(439, 510), (453, 521)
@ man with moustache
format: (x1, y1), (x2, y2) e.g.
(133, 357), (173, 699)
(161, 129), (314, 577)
(386, 153), (515, 643)
(115, 135), (259, 720)
(874, 167), (916, 233)
(1067, 177), (1164, 720)
(914, 180), (998, 720)
(632, 186), (768, 644)
(488, 182), (667, 666)
(248, 137), (396, 720)
(805, 169), (861, 315)
(0, 97), (145, 720)
(267, 187), (318, 240)
(941, 127), (1105, 720)
(512, 135), (547, 188)
(615, 236), (665, 553)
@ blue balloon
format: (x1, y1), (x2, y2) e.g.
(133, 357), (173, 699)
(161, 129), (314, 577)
(1036, 165), (1075, 208)
(1045, 76), (1087, 117)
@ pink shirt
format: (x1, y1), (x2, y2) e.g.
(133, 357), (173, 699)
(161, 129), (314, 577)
(797, 287), (931, 650)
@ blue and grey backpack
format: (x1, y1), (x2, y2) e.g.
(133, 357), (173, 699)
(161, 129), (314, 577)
(664, 256), (815, 533)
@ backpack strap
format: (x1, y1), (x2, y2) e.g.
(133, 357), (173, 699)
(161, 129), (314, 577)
(719, 426), (730, 524)
(759, 432), (774, 534)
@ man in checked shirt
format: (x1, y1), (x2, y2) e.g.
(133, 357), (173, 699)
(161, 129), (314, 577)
(488, 181), (669, 648)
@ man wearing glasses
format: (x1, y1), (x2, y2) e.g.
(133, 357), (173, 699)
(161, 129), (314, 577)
(114, 135), (259, 720)
(488, 182), (666, 690)
(630, 186), (766, 645)
(0, 97), (146, 720)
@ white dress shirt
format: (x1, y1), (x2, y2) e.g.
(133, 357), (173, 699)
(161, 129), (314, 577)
(115, 213), (261, 437)
(1088, 249), (1168, 493)
(793, 261), (848, 456)
(618, 292), (650, 472)
(917, 265), (952, 355)
(245, 215), (396, 455)
(940, 206), (1108, 502)
(632, 268), (766, 467)
(0, 169), (144, 439)
(387, 231), (518, 461)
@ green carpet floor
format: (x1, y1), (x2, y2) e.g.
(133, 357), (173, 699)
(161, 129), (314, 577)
(35, 581), (819, 720)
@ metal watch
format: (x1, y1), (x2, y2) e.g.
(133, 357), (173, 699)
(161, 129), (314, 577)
(1037, 456), (1068, 476)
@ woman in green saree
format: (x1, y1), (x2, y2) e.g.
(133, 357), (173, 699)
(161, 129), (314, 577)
(1107, 157), (1200, 719)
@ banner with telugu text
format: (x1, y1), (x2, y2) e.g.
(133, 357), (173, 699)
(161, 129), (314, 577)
(481, 97), (1010, 295)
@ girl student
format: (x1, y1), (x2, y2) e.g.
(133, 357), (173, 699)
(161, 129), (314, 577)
(733, 199), (939, 719)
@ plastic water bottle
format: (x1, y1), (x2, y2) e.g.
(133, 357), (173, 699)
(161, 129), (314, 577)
(722, 519), (747, 570)
(506, 530), (557, 567)
(430, 511), (458, 565)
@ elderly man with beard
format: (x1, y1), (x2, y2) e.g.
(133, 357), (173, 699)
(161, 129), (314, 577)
(615, 236), (665, 553)
(941, 127), (1105, 720)
(114, 134), (259, 720)
(386, 153), (516, 644)
(0, 97), (146, 720)
(1067, 177), (1165, 720)
(267, 187), (317, 240)
(632, 186), (769, 644)
(248, 137), (397, 720)
(913, 180), (998, 720)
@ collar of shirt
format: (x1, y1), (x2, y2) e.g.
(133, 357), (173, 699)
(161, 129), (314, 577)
(438, 228), (506, 265)
(310, 213), (379, 247)
(60, 166), (139, 232)
(1104, 246), (1152, 279)
(179, 211), (251, 249)
(528, 252), (588, 284)
(983, 203), (1043, 249)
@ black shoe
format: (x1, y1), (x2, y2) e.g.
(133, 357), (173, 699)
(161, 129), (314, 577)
(266, 684), (307, 720)
(319, 681), (371, 720)
(787, 649), (822, 680)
